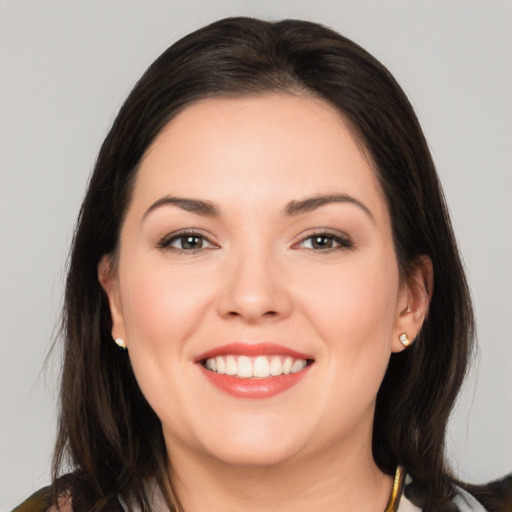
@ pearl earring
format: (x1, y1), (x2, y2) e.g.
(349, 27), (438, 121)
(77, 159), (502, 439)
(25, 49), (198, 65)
(114, 337), (127, 350)
(399, 333), (412, 347)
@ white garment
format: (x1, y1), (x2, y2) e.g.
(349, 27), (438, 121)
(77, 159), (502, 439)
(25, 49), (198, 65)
(452, 485), (489, 512)
(118, 481), (168, 512)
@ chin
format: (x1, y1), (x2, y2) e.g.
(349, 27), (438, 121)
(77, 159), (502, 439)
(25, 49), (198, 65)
(194, 418), (308, 468)
(206, 440), (301, 468)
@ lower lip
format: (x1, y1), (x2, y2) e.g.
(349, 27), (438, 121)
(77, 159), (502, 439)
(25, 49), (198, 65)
(199, 365), (311, 399)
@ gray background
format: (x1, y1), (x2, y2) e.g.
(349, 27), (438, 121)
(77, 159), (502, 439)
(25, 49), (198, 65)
(1, 0), (511, 509)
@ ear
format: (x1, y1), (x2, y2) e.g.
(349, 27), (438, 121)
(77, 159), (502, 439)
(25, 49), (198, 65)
(98, 255), (127, 345)
(392, 255), (433, 353)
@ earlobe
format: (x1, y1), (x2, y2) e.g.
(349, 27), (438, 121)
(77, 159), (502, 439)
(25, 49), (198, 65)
(98, 255), (127, 344)
(392, 255), (433, 352)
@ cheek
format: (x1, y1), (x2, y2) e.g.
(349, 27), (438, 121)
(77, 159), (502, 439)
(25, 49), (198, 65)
(301, 258), (398, 333)
(298, 259), (400, 435)
(119, 256), (215, 349)
(116, 255), (217, 423)
(296, 255), (399, 385)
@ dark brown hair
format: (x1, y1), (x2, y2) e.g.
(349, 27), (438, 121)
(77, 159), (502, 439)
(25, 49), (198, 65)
(54, 17), (475, 511)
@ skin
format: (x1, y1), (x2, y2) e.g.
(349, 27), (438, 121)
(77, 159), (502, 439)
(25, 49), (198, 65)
(100, 94), (431, 512)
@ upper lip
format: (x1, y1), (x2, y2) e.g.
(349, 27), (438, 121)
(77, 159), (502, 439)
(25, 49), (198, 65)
(195, 342), (314, 362)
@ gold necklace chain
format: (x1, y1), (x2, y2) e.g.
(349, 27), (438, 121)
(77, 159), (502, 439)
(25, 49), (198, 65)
(384, 466), (405, 512)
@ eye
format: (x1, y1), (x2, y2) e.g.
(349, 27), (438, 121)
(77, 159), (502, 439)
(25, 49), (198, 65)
(158, 231), (216, 252)
(296, 232), (353, 252)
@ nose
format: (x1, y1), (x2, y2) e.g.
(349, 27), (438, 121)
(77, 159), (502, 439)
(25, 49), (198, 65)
(217, 246), (292, 324)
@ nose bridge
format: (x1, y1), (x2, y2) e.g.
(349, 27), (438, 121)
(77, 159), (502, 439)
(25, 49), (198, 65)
(217, 236), (291, 322)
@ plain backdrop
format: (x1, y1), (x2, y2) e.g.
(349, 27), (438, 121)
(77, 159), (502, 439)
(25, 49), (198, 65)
(1, 0), (511, 509)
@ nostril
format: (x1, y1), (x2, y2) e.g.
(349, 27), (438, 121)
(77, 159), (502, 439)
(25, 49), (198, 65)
(227, 310), (276, 315)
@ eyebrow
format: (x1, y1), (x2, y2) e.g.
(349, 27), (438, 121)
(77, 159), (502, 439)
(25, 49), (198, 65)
(143, 196), (219, 218)
(284, 193), (374, 221)
(143, 193), (374, 221)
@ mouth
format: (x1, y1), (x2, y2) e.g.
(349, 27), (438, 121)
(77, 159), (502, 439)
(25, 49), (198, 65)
(195, 343), (314, 398)
(201, 354), (311, 379)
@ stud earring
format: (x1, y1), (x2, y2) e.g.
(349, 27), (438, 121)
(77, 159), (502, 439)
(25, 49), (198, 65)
(114, 337), (127, 350)
(399, 333), (412, 347)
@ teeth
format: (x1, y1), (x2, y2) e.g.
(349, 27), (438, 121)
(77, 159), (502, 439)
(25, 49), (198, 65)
(253, 356), (270, 378)
(225, 355), (237, 376)
(237, 356), (252, 378)
(203, 355), (309, 378)
(283, 357), (293, 375)
(291, 359), (307, 373)
(205, 358), (217, 372)
(270, 356), (282, 376)
(215, 356), (225, 374)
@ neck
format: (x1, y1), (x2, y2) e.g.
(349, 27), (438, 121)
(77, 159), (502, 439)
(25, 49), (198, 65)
(167, 435), (393, 512)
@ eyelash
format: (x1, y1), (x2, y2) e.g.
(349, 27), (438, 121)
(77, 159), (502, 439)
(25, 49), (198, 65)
(295, 231), (353, 252)
(157, 230), (353, 254)
(157, 230), (217, 253)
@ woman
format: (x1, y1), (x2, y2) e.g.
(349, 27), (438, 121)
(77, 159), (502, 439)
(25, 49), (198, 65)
(13, 16), (510, 512)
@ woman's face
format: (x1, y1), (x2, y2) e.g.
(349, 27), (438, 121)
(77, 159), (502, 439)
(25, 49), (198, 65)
(101, 94), (424, 468)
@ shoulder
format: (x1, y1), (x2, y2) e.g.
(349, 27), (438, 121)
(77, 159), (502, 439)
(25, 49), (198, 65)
(459, 474), (512, 512)
(9, 485), (66, 512)
(400, 483), (488, 512)
(452, 484), (491, 512)
(400, 472), (512, 512)
(10, 473), (128, 512)
(10, 476), (73, 512)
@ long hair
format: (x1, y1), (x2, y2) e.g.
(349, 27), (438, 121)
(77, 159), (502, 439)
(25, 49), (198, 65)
(53, 17), (474, 511)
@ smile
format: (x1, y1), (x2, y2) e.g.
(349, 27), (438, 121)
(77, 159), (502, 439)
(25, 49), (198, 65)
(196, 343), (314, 398)
(203, 355), (308, 379)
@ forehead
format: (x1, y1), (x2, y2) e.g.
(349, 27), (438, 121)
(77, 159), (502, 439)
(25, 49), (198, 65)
(131, 94), (387, 220)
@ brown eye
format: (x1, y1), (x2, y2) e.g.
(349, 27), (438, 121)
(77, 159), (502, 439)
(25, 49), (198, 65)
(298, 232), (353, 251)
(178, 235), (204, 250)
(159, 231), (216, 252)
(310, 235), (334, 249)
